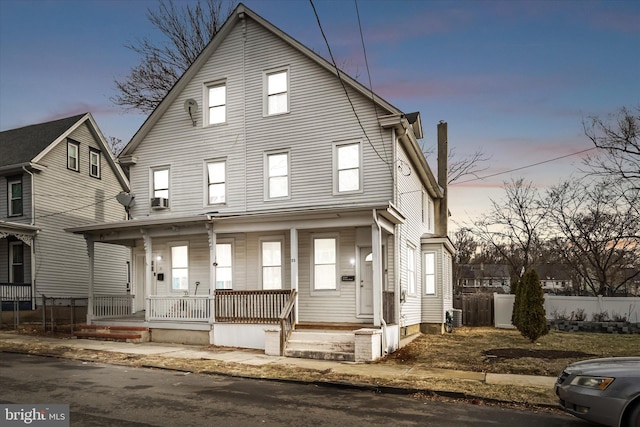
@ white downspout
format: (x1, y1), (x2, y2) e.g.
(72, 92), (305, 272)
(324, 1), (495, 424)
(373, 209), (388, 355)
(22, 166), (37, 309)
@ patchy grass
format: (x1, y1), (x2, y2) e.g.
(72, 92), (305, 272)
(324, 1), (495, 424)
(379, 327), (640, 376)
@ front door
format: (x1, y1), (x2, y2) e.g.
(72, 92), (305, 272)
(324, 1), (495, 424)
(358, 247), (373, 316)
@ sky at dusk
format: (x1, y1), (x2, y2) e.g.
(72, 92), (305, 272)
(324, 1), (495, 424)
(1, 0), (639, 227)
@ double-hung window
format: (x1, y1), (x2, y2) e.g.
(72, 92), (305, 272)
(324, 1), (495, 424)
(266, 69), (288, 115)
(89, 149), (101, 178)
(153, 168), (170, 199)
(261, 239), (283, 290)
(335, 142), (361, 193)
(215, 242), (233, 289)
(67, 140), (79, 171)
(207, 82), (226, 125)
(266, 151), (289, 199)
(425, 252), (436, 295)
(407, 245), (416, 295)
(171, 245), (189, 291)
(206, 160), (226, 204)
(313, 236), (337, 290)
(9, 241), (24, 283)
(8, 179), (22, 216)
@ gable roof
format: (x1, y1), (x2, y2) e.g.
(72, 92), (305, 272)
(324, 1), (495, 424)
(121, 2), (404, 156)
(0, 114), (86, 168)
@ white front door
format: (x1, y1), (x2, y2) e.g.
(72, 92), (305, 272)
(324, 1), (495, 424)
(358, 247), (373, 316)
(134, 254), (146, 313)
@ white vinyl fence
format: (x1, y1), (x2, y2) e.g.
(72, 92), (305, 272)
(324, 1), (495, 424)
(494, 294), (640, 329)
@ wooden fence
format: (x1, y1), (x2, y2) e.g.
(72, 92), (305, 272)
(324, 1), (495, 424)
(453, 293), (494, 326)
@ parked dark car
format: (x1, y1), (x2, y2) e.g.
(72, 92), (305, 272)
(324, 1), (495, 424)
(555, 357), (640, 427)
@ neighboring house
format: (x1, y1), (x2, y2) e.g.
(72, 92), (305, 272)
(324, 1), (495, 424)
(532, 264), (574, 294)
(0, 113), (130, 309)
(68, 4), (454, 360)
(459, 264), (511, 294)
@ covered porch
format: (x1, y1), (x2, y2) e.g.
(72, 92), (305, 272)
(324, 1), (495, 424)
(0, 221), (39, 310)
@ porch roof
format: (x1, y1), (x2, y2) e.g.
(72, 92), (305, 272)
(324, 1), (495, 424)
(0, 220), (40, 234)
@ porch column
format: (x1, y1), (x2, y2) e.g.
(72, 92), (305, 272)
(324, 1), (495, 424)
(290, 227), (299, 321)
(84, 236), (95, 322)
(141, 230), (152, 322)
(207, 223), (217, 323)
(372, 223), (382, 327)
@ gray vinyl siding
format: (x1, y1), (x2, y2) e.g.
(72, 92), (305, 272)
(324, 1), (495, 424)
(127, 16), (394, 220)
(421, 243), (446, 323)
(31, 122), (128, 297)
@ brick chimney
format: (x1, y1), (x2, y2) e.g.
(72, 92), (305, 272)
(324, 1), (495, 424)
(436, 121), (448, 236)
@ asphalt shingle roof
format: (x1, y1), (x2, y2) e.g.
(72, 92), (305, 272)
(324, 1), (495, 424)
(0, 114), (86, 167)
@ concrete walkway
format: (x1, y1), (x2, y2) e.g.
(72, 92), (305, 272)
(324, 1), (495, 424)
(0, 331), (557, 390)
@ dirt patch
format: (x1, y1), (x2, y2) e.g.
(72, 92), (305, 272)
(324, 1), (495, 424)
(483, 348), (595, 360)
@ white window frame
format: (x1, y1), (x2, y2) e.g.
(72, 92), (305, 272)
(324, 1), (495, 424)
(170, 244), (189, 292)
(89, 149), (101, 178)
(260, 236), (284, 290)
(151, 166), (170, 200)
(9, 241), (24, 283)
(264, 150), (290, 200)
(8, 179), (22, 217)
(311, 233), (339, 292)
(424, 252), (436, 296)
(407, 244), (416, 295)
(205, 159), (226, 205)
(205, 80), (226, 125)
(264, 67), (289, 116)
(333, 141), (363, 194)
(215, 240), (233, 290)
(67, 140), (79, 171)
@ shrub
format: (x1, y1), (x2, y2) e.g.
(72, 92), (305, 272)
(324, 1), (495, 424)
(573, 308), (587, 321)
(513, 268), (548, 342)
(611, 312), (627, 322)
(592, 311), (610, 322)
(551, 308), (569, 321)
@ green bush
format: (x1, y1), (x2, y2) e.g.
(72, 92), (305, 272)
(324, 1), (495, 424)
(512, 268), (548, 342)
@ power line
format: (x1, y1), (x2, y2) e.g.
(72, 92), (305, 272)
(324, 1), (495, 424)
(451, 147), (598, 185)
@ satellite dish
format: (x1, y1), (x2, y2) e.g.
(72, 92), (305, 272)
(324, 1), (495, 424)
(116, 191), (136, 208)
(184, 99), (198, 126)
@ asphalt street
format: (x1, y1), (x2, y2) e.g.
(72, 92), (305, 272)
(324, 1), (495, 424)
(0, 353), (585, 426)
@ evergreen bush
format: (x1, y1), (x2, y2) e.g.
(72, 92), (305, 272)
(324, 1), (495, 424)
(513, 268), (548, 342)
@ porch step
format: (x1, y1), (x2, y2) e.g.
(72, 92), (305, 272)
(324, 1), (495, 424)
(284, 330), (355, 362)
(74, 324), (150, 343)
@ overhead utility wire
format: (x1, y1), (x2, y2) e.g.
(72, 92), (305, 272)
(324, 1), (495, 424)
(309, 0), (390, 167)
(451, 147), (597, 185)
(0, 195), (118, 222)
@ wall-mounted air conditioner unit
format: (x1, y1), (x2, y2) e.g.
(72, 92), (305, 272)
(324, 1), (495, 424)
(150, 197), (169, 209)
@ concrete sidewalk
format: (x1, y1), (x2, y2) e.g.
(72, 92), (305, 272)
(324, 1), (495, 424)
(0, 331), (557, 390)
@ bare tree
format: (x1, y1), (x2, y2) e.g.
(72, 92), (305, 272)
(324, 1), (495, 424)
(113, 0), (237, 113)
(583, 106), (640, 189)
(422, 145), (490, 184)
(473, 178), (547, 283)
(451, 227), (478, 294)
(106, 136), (126, 156)
(544, 178), (640, 296)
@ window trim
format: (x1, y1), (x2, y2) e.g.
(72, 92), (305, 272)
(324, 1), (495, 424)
(311, 233), (339, 294)
(264, 150), (290, 200)
(215, 239), (234, 290)
(407, 244), (416, 295)
(170, 243), (189, 292)
(204, 159), (226, 206)
(260, 236), (285, 290)
(263, 67), (290, 116)
(9, 241), (25, 283)
(67, 140), (80, 172)
(89, 148), (101, 179)
(8, 178), (23, 217)
(204, 79), (227, 126)
(424, 251), (436, 296)
(333, 140), (363, 195)
(151, 166), (170, 205)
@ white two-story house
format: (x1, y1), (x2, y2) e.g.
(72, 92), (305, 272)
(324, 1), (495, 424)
(69, 4), (454, 361)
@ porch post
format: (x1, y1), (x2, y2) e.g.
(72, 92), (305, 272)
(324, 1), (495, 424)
(207, 223), (217, 323)
(84, 235), (95, 322)
(290, 227), (298, 321)
(141, 230), (152, 322)
(372, 223), (382, 327)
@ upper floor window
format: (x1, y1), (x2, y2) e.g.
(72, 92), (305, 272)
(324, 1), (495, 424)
(171, 245), (189, 291)
(266, 151), (289, 199)
(335, 142), (361, 193)
(261, 239), (283, 290)
(8, 179), (22, 216)
(206, 160), (226, 204)
(407, 245), (416, 295)
(67, 140), (79, 171)
(425, 252), (436, 295)
(153, 168), (169, 199)
(266, 69), (288, 115)
(9, 241), (24, 283)
(89, 149), (101, 178)
(216, 242), (233, 290)
(207, 82), (226, 125)
(313, 236), (337, 290)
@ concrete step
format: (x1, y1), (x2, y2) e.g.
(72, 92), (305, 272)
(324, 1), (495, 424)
(74, 324), (150, 343)
(284, 330), (355, 362)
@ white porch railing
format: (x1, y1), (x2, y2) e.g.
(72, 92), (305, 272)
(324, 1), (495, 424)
(148, 296), (211, 321)
(93, 295), (133, 318)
